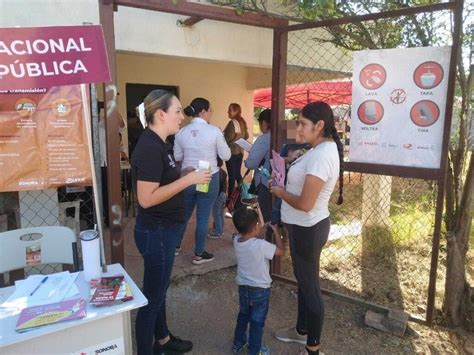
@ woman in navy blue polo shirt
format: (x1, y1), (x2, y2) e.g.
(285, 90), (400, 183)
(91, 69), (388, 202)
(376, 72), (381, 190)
(131, 90), (211, 355)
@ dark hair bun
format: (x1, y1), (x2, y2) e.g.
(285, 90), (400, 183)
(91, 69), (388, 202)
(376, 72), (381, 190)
(183, 105), (195, 117)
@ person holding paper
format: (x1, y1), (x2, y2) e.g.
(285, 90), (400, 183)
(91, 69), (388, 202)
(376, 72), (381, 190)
(224, 103), (249, 196)
(270, 137), (311, 227)
(270, 102), (344, 355)
(174, 97), (231, 264)
(244, 109), (272, 222)
(132, 90), (212, 355)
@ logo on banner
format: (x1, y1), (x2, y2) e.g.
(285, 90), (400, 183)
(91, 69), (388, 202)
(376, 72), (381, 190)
(389, 89), (407, 104)
(359, 63), (386, 90)
(15, 98), (36, 116)
(410, 100), (440, 127)
(357, 100), (384, 125)
(413, 61), (443, 90)
(51, 98), (72, 117)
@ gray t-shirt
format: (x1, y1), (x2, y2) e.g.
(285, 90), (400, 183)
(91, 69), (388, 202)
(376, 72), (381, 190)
(233, 235), (276, 289)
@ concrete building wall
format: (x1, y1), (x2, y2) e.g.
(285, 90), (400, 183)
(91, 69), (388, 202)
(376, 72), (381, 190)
(114, 6), (274, 67)
(0, 0), (99, 26)
(116, 52), (256, 133)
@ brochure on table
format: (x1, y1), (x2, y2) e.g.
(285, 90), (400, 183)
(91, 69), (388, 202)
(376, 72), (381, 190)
(16, 298), (86, 332)
(349, 46), (451, 169)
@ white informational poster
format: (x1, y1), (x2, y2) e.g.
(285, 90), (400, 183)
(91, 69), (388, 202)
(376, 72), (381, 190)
(349, 46), (451, 169)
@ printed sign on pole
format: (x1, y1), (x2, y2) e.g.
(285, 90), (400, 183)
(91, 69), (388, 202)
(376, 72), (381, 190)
(0, 85), (92, 192)
(349, 46), (451, 169)
(0, 25), (111, 192)
(0, 25), (111, 90)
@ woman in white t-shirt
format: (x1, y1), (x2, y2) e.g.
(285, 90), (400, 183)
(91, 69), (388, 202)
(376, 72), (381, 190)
(270, 101), (344, 355)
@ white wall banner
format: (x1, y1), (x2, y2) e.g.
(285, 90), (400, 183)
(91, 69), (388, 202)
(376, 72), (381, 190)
(349, 46), (451, 169)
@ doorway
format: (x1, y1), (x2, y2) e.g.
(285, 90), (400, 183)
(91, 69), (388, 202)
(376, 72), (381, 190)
(125, 83), (179, 155)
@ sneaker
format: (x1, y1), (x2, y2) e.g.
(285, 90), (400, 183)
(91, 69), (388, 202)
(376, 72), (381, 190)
(298, 347), (324, 355)
(153, 333), (193, 354)
(192, 251), (215, 265)
(225, 212), (233, 218)
(208, 230), (223, 239)
(258, 344), (270, 355)
(232, 342), (248, 354)
(175, 247), (181, 256)
(274, 327), (307, 345)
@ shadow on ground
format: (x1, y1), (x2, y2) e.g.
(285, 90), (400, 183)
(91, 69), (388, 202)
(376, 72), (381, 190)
(113, 216), (469, 354)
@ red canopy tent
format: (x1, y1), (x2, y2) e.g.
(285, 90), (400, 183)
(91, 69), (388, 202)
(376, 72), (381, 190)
(254, 81), (352, 108)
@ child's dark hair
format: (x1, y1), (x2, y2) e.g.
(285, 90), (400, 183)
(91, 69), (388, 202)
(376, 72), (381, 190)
(232, 206), (259, 235)
(184, 97), (210, 117)
(257, 109), (271, 126)
(301, 101), (344, 204)
(217, 157), (223, 168)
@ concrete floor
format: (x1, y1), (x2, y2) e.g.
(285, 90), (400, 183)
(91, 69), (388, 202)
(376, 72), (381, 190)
(102, 212), (456, 355)
(117, 212), (243, 354)
(121, 212), (238, 286)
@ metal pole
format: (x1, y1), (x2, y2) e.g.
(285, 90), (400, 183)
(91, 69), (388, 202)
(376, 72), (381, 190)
(90, 83), (103, 223)
(80, 84), (107, 273)
(426, 0), (464, 325)
(270, 28), (288, 275)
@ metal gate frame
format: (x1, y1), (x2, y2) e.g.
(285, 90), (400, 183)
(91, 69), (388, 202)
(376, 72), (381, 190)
(269, 0), (464, 325)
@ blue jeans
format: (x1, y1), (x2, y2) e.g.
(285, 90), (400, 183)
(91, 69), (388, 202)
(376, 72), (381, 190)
(212, 191), (226, 234)
(134, 222), (183, 355)
(271, 198), (282, 225)
(233, 286), (271, 355)
(177, 172), (219, 255)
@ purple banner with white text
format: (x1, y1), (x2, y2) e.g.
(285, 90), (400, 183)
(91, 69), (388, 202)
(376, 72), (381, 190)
(0, 25), (111, 90)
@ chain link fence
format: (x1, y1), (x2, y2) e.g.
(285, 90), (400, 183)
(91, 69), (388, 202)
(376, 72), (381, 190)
(275, 9), (455, 319)
(279, 174), (438, 317)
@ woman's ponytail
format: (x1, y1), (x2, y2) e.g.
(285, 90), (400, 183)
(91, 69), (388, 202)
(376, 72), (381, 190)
(183, 105), (196, 117)
(331, 126), (344, 205)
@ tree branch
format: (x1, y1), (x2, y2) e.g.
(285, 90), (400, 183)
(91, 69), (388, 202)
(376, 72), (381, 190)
(455, 154), (473, 233)
(445, 153), (456, 231)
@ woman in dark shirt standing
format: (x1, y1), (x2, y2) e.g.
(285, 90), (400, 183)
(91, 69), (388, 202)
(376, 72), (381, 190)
(132, 90), (211, 355)
(224, 103), (249, 196)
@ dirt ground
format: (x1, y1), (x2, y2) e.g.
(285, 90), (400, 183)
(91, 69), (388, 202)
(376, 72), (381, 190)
(130, 267), (474, 354)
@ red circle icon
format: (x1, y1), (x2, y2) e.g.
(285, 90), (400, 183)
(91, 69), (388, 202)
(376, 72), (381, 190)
(359, 63), (386, 90)
(410, 101), (440, 127)
(357, 100), (384, 125)
(413, 61), (443, 89)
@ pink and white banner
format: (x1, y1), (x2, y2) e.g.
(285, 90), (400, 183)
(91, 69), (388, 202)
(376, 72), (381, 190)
(0, 25), (111, 90)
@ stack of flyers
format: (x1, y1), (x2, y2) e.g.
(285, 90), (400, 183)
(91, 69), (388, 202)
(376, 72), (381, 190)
(89, 275), (133, 306)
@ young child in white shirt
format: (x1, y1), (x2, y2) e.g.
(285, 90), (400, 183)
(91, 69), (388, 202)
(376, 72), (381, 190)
(232, 206), (285, 355)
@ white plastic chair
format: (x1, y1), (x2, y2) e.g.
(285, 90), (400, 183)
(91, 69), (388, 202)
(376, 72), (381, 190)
(0, 226), (79, 275)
